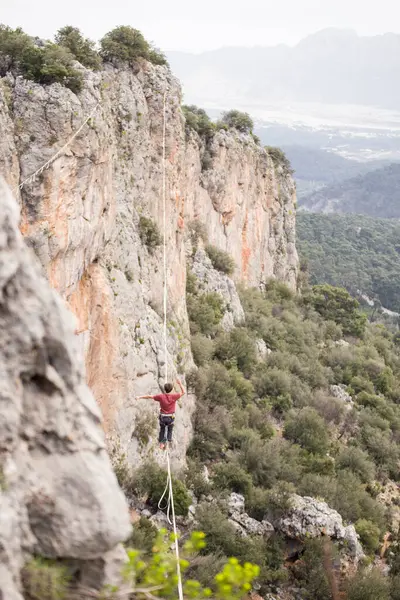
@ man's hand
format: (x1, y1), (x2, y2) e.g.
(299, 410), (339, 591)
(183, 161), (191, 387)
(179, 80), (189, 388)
(176, 378), (185, 397)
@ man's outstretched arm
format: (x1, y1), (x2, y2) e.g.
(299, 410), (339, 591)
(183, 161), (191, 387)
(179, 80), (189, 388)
(136, 395), (154, 400)
(176, 378), (185, 398)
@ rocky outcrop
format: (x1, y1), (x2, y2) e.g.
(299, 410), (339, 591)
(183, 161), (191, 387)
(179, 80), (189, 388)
(0, 179), (131, 599)
(330, 384), (353, 404)
(228, 493), (274, 538)
(191, 248), (245, 331)
(0, 62), (298, 468)
(276, 495), (364, 561)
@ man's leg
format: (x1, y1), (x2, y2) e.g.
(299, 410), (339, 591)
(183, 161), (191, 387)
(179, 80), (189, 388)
(159, 417), (167, 444)
(167, 418), (174, 443)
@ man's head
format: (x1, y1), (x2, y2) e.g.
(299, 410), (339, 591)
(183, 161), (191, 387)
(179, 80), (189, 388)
(164, 382), (173, 393)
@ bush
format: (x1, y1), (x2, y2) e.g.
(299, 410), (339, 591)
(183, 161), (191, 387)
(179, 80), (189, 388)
(100, 25), (167, 66)
(308, 284), (367, 337)
(138, 215), (162, 252)
(0, 26), (84, 93)
(221, 110), (254, 133)
(191, 332), (215, 366)
(205, 244), (235, 275)
(292, 538), (333, 600)
(214, 328), (257, 377)
(55, 26), (101, 69)
(265, 147), (293, 174)
(126, 516), (158, 555)
(22, 558), (70, 600)
(182, 105), (215, 138)
(213, 461), (253, 495)
(336, 446), (376, 483)
(355, 519), (381, 554)
(346, 569), (390, 600)
(284, 407), (330, 455)
(187, 292), (225, 336)
(134, 461), (191, 516)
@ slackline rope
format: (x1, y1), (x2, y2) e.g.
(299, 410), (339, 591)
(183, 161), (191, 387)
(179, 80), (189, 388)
(14, 102), (100, 193)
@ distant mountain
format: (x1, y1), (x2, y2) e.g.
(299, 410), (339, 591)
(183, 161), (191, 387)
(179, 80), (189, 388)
(168, 29), (400, 109)
(282, 146), (391, 185)
(299, 163), (400, 217)
(297, 212), (400, 313)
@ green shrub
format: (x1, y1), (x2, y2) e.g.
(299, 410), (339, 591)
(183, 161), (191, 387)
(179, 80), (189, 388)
(22, 558), (70, 600)
(134, 461), (191, 516)
(284, 407), (330, 455)
(138, 215), (162, 252)
(213, 461), (253, 495)
(346, 569), (390, 600)
(265, 146), (293, 174)
(55, 25), (101, 69)
(126, 516), (158, 555)
(188, 219), (209, 249)
(187, 292), (225, 336)
(336, 446), (376, 483)
(205, 244), (235, 275)
(100, 25), (167, 65)
(133, 410), (157, 448)
(191, 332), (215, 366)
(182, 105), (215, 138)
(292, 538), (333, 600)
(0, 25), (33, 75)
(185, 459), (212, 498)
(307, 284), (367, 337)
(355, 519), (381, 554)
(221, 110), (254, 133)
(214, 328), (257, 377)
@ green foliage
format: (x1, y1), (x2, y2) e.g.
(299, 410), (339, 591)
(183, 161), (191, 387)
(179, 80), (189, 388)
(307, 284), (366, 336)
(336, 446), (376, 483)
(205, 244), (235, 275)
(213, 462), (253, 495)
(214, 328), (257, 377)
(55, 25), (101, 69)
(292, 538), (333, 600)
(133, 410), (158, 448)
(187, 291), (225, 336)
(22, 558), (70, 600)
(346, 568), (390, 600)
(355, 519), (381, 554)
(126, 516), (158, 555)
(100, 25), (167, 65)
(0, 25), (83, 92)
(138, 215), (162, 253)
(191, 333), (215, 366)
(265, 146), (293, 174)
(284, 407), (330, 454)
(134, 461), (191, 516)
(183, 105), (215, 138)
(297, 212), (400, 313)
(221, 110), (254, 133)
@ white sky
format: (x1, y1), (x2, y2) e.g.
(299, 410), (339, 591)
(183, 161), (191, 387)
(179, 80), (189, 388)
(2, 0), (400, 52)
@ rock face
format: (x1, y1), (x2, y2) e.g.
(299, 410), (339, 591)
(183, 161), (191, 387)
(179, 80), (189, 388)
(228, 493), (274, 538)
(0, 62), (298, 467)
(191, 248), (245, 331)
(276, 495), (364, 561)
(0, 179), (131, 599)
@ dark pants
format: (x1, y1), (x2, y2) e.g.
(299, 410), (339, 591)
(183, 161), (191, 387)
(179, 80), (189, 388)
(159, 415), (175, 443)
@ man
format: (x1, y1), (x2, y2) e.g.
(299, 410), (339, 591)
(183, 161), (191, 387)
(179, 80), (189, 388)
(137, 378), (185, 450)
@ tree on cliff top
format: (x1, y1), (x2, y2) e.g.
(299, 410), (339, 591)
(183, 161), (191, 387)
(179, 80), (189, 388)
(55, 26), (101, 70)
(100, 25), (167, 66)
(221, 110), (254, 134)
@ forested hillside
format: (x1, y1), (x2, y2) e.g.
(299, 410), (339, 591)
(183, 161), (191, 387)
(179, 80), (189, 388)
(297, 212), (400, 313)
(299, 163), (400, 217)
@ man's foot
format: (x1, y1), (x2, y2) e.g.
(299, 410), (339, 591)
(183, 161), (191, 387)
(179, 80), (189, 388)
(159, 442), (166, 451)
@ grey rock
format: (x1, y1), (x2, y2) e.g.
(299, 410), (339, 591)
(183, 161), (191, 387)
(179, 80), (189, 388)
(192, 248), (245, 331)
(277, 495), (346, 539)
(330, 384), (353, 404)
(344, 525), (365, 562)
(0, 179), (131, 599)
(255, 338), (272, 360)
(228, 493), (246, 515)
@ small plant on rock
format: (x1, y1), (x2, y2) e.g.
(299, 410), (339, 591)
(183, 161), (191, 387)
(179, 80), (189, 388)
(138, 215), (162, 253)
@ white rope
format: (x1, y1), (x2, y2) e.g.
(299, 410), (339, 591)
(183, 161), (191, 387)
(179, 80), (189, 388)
(14, 102), (100, 193)
(162, 91), (168, 384)
(167, 449), (184, 600)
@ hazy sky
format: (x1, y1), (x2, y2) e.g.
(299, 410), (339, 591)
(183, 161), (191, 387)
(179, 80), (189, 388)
(2, 0), (400, 52)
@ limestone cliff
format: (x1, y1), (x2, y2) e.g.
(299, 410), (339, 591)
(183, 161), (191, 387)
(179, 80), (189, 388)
(0, 178), (131, 599)
(0, 62), (298, 468)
